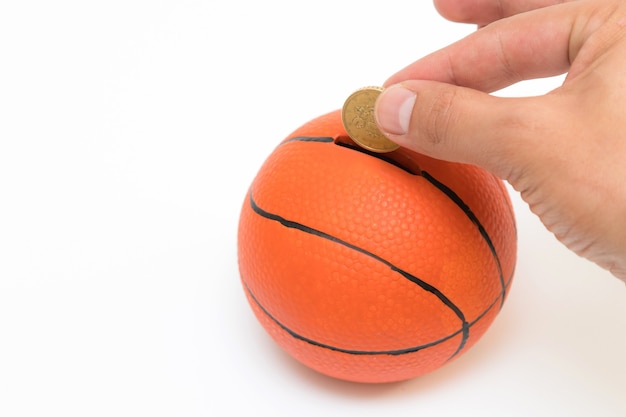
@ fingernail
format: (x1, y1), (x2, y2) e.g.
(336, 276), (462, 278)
(375, 86), (417, 136)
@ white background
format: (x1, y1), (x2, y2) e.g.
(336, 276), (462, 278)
(1, 1), (624, 416)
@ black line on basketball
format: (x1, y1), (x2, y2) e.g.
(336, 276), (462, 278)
(333, 140), (421, 175)
(282, 134), (423, 176)
(244, 280), (463, 356)
(421, 170), (507, 310)
(248, 192), (471, 357)
(242, 271), (502, 357)
(506, 263), (515, 289)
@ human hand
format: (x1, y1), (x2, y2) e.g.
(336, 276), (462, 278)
(374, 0), (626, 282)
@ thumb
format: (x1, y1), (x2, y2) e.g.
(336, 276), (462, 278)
(374, 81), (549, 181)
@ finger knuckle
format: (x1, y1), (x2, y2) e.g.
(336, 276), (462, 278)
(422, 87), (458, 146)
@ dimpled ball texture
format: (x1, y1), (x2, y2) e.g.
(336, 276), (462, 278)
(237, 110), (517, 384)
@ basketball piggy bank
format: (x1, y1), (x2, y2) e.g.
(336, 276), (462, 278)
(237, 110), (517, 383)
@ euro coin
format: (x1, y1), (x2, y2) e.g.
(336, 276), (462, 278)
(341, 86), (400, 153)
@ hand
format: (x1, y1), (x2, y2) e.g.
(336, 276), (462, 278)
(374, 0), (626, 282)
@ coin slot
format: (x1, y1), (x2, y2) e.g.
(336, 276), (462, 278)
(334, 135), (421, 176)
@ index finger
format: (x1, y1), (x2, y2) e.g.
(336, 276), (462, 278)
(384, 2), (576, 92)
(434, 0), (571, 26)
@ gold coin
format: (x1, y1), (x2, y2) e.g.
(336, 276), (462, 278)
(341, 86), (400, 153)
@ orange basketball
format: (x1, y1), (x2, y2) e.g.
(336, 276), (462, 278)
(237, 110), (517, 383)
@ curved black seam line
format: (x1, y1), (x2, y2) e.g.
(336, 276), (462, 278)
(280, 136), (420, 176)
(243, 277), (501, 357)
(421, 170), (507, 310)
(333, 141), (420, 175)
(249, 192), (471, 357)
(505, 262), (515, 289)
